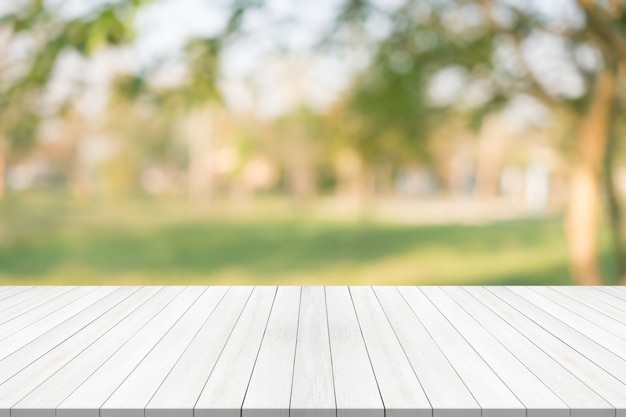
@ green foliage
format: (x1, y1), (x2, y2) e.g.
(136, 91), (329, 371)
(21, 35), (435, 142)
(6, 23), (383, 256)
(0, 0), (150, 158)
(181, 37), (222, 106)
(337, 0), (501, 167)
(1, 0), (48, 33)
(3, 110), (40, 156)
(111, 74), (149, 103)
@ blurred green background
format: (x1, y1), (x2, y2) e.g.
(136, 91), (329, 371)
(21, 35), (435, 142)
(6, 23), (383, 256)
(0, 194), (617, 285)
(1, 0), (626, 286)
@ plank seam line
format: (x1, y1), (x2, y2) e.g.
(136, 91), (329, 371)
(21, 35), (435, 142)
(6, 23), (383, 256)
(97, 287), (209, 416)
(547, 287), (626, 337)
(78, 287), (192, 417)
(239, 286), (278, 417)
(50, 287), (169, 412)
(323, 287), (338, 417)
(395, 286), (480, 417)
(0, 287), (35, 313)
(287, 287), (302, 416)
(453, 287), (571, 414)
(191, 287), (256, 415)
(143, 286), (230, 415)
(4, 287), (135, 414)
(506, 287), (626, 384)
(3, 287), (123, 406)
(424, 287), (528, 416)
(596, 287), (626, 303)
(482, 286), (619, 411)
(585, 288), (626, 317)
(47, 286), (174, 414)
(1, 286), (142, 388)
(372, 287), (433, 414)
(0, 287), (31, 304)
(0, 286), (78, 335)
(560, 287), (626, 323)
(347, 286), (386, 417)
(540, 287), (626, 339)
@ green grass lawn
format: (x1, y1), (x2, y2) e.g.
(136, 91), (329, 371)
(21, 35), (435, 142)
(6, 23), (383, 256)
(0, 195), (616, 285)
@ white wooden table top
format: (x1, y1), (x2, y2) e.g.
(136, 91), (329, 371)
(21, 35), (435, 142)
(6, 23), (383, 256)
(0, 286), (625, 417)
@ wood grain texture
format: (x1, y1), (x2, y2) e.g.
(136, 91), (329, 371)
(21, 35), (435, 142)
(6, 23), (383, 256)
(0, 286), (625, 417)
(481, 287), (623, 417)
(289, 286), (335, 417)
(445, 286), (614, 415)
(194, 286), (276, 417)
(242, 286), (300, 417)
(327, 286), (383, 417)
(399, 287), (524, 417)
(56, 287), (197, 417)
(146, 286), (253, 417)
(350, 286), (431, 417)
(0, 287), (115, 360)
(100, 287), (228, 417)
(373, 287), (479, 417)
(420, 286), (567, 417)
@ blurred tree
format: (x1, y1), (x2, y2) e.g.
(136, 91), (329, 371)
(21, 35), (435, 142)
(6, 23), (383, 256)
(573, 0), (626, 284)
(101, 74), (184, 197)
(3, 0), (625, 285)
(329, 0), (626, 284)
(114, 1), (259, 202)
(478, 0), (624, 284)
(329, 0), (511, 203)
(0, 0), (151, 198)
(270, 107), (327, 205)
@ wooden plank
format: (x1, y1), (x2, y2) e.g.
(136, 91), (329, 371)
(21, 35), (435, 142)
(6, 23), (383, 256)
(0, 286), (85, 332)
(555, 287), (626, 325)
(9, 287), (184, 417)
(597, 287), (626, 303)
(398, 287), (524, 417)
(146, 287), (253, 417)
(327, 286), (383, 417)
(1, 286), (626, 417)
(99, 287), (227, 417)
(289, 286), (335, 417)
(510, 286), (626, 382)
(373, 287), (478, 417)
(350, 286), (431, 417)
(566, 286), (626, 309)
(421, 287), (568, 417)
(481, 287), (626, 417)
(242, 287), (301, 417)
(195, 287), (276, 417)
(0, 287), (43, 314)
(0, 287), (115, 359)
(0, 287), (165, 417)
(0, 287), (140, 385)
(446, 286), (614, 416)
(588, 287), (626, 313)
(56, 287), (202, 417)
(0, 287), (32, 303)
(535, 287), (626, 341)
(0, 286), (74, 327)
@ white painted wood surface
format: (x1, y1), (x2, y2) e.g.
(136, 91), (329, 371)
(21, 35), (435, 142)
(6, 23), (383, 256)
(1, 286), (625, 417)
(242, 287), (300, 417)
(289, 286), (335, 417)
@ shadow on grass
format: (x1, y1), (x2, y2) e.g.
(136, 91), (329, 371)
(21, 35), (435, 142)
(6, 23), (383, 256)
(0, 211), (583, 285)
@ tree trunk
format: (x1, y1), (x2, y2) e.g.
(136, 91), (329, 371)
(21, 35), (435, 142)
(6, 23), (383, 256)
(565, 67), (616, 285)
(601, 93), (626, 285)
(474, 117), (504, 200)
(0, 141), (5, 200)
(186, 106), (214, 203)
(604, 130), (626, 284)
